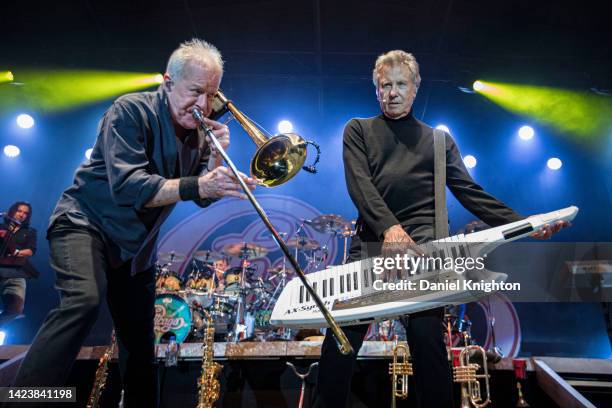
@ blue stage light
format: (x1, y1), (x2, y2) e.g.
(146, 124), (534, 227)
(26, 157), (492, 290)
(547, 157), (562, 170)
(518, 125), (534, 140)
(3, 145), (20, 158)
(464, 155), (477, 168)
(277, 120), (293, 134)
(16, 114), (34, 129)
(435, 124), (450, 134)
(0, 331), (5, 345)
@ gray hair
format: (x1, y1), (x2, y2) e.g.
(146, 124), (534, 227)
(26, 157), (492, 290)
(372, 50), (421, 90)
(166, 38), (224, 80)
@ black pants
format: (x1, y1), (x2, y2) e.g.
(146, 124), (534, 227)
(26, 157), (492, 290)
(13, 224), (158, 408)
(314, 224), (453, 408)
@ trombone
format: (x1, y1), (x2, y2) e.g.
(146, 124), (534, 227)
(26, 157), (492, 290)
(209, 90), (320, 187)
(192, 100), (352, 356)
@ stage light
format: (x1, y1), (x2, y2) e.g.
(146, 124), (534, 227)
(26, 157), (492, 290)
(518, 125), (534, 140)
(85, 148), (93, 160)
(0, 331), (5, 345)
(0, 70), (165, 112)
(154, 74), (164, 84)
(1, 71), (13, 84)
(3, 145), (20, 158)
(278, 120), (294, 134)
(547, 157), (562, 170)
(473, 80), (612, 140)
(16, 114), (34, 129)
(435, 124), (450, 134)
(463, 155), (477, 168)
(473, 81), (485, 92)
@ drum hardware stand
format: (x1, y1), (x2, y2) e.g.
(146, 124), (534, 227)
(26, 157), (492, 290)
(292, 220), (324, 273)
(482, 297), (504, 361)
(340, 226), (355, 264)
(286, 362), (318, 408)
(193, 108), (352, 355)
(265, 264), (289, 312)
(228, 249), (251, 342)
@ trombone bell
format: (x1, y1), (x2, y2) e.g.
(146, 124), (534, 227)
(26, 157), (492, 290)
(209, 90), (314, 187)
(252, 133), (307, 187)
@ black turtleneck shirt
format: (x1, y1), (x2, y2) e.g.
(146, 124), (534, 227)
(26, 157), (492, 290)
(343, 111), (523, 239)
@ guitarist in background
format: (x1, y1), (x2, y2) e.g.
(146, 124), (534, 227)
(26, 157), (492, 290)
(0, 201), (37, 328)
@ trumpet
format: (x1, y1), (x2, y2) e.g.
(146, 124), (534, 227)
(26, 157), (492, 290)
(209, 90), (320, 187)
(453, 345), (492, 408)
(389, 343), (412, 408)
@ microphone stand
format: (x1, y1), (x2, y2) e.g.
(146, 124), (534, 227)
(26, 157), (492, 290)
(193, 109), (353, 355)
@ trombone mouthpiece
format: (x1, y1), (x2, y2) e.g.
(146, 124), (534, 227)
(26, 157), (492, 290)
(192, 108), (204, 123)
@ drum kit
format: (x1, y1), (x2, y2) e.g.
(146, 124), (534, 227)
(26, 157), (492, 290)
(154, 214), (355, 344)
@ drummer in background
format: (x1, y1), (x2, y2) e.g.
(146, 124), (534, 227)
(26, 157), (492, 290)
(213, 257), (229, 292)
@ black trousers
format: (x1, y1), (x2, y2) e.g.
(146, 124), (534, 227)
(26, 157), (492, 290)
(13, 224), (158, 408)
(314, 224), (453, 408)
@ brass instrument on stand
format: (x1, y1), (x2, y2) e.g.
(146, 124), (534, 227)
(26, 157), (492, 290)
(513, 359), (530, 407)
(453, 345), (492, 408)
(87, 330), (117, 408)
(196, 310), (222, 408)
(388, 343), (412, 408)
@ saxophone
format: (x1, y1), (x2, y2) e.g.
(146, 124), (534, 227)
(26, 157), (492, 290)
(197, 310), (222, 408)
(87, 330), (117, 408)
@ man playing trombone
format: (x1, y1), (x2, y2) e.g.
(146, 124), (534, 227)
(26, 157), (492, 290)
(14, 38), (257, 407)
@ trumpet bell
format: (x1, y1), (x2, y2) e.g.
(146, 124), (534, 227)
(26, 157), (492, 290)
(251, 133), (307, 187)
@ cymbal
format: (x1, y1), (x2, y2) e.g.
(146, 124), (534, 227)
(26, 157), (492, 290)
(286, 237), (320, 251)
(157, 252), (186, 263)
(193, 250), (223, 262)
(222, 242), (268, 259)
(309, 214), (351, 234)
(267, 265), (295, 275)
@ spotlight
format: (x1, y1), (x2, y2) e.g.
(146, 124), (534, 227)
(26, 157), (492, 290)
(277, 120), (294, 134)
(3, 145), (20, 158)
(463, 155), (477, 168)
(0, 331), (5, 345)
(547, 157), (562, 170)
(518, 125), (534, 140)
(154, 74), (164, 84)
(435, 124), (451, 134)
(473, 81), (485, 92)
(85, 148), (93, 160)
(1, 71), (13, 83)
(16, 114), (34, 129)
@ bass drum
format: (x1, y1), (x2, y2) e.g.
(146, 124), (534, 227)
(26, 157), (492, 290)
(154, 293), (192, 344)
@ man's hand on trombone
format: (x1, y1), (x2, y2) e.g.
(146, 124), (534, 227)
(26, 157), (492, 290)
(198, 167), (258, 200)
